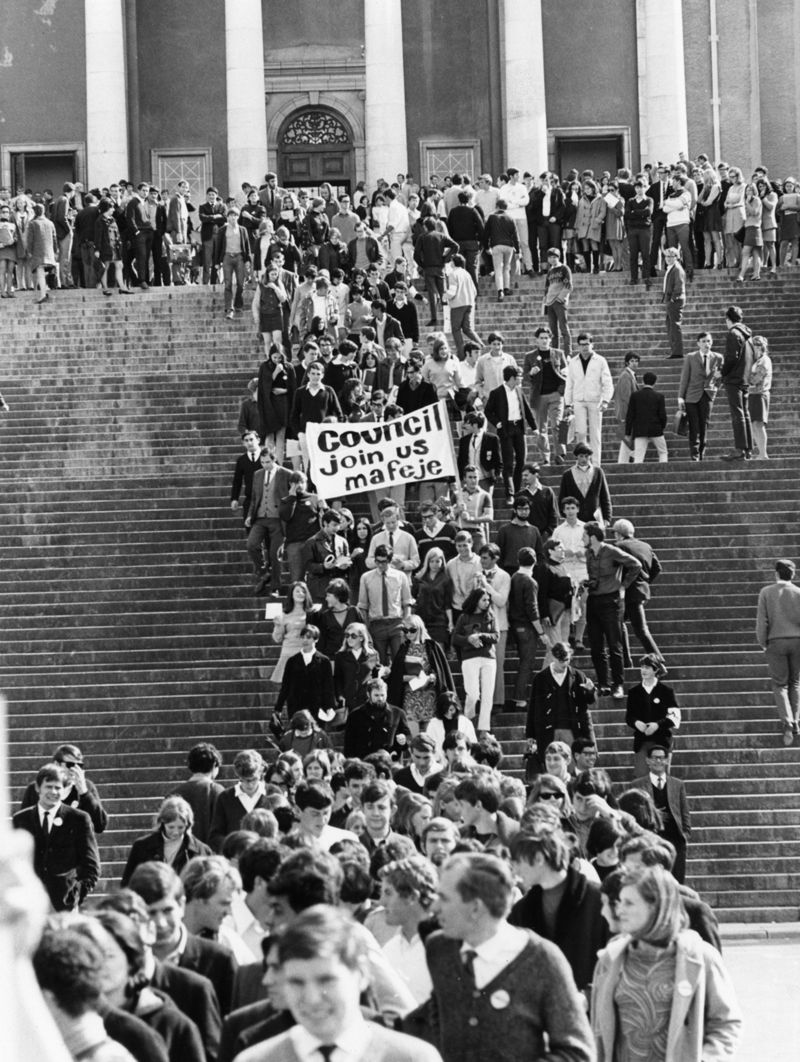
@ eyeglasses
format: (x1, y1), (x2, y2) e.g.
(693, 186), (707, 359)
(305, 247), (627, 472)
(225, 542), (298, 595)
(402, 627), (417, 633)
(538, 791), (562, 800)
(59, 761), (80, 769)
(345, 632), (361, 640)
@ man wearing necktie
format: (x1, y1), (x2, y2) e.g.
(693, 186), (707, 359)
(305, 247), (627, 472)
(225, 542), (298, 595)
(13, 761), (100, 910)
(632, 747), (692, 883)
(235, 906), (442, 1062)
(677, 331), (724, 460)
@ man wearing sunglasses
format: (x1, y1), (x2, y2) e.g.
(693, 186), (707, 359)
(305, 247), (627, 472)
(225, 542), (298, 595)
(19, 741), (108, 835)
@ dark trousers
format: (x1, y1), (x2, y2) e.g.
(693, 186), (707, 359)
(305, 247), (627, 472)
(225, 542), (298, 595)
(586, 592), (625, 687)
(624, 592), (662, 660)
(80, 242), (98, 287)
(457, 240), (481, 289)
(498, 423), (527, 492)
(649, 214), (667, 275)
(133, 229), (154, 285)
(423, 268), (445, 320)
(537, 222), (562, 266)
(685, 392), (711, 457)
(545, 301), (571, 357)
(511, 623), (538, 702)
(724, 383), (753, 453)
(246, 516), (283, 580)
(665, 298), (684, 358)
(628, 229), (652, 283)
(369, 617), (404, 665)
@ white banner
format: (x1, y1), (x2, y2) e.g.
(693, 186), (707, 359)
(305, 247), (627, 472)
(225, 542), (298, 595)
(305, 399), (457, 500)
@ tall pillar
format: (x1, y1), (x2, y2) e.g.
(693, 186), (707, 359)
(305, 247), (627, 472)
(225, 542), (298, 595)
(84, 0), (129, 186)
(364, 0), (407, 190)
(501, 0), (547, 172)
(225, 0), (268, 192)
(636, 0), (689, 164)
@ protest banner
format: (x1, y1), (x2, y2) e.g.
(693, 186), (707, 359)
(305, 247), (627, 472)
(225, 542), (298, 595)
(305, 399), (457, 500)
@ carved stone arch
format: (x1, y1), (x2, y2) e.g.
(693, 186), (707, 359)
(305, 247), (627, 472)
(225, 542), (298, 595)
(273, 99), (359, 193)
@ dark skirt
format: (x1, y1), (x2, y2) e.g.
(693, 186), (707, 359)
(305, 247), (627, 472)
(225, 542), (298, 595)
(748, 391), (769, 423)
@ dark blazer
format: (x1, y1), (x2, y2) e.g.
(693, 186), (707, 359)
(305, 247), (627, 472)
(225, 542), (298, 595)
(12, 803), (100, 911)
(301, 530), (351, 601)
(344, 700), (410, 760)
(179, 932), (238, 1017)
(212, 224), (251, 265)
(615, 536), (663, 603)
(625, 387), (667, 438)
(396, 379), (438, 415)
(526, 665), (597, 754)
(333, 648), (378, 711)
(558, 466), (612, 524)
(375, 358), (409, 394)
(275, 650), (335, 719)
(168, 777), (225, 845)
(120, 829), (212, 887)
(151, 958), (222, 1061)
(104, 1007), (170, 1062)
(230, 452), (262, 514)
(20, 777), (108, 834)
(219, 999), (274, 1062)
(523, 346), (568, 401)
(662, 261), (686, 302)
(138, 988), (205, 1062)
(484, 384), (538, 433)
(509, 864), (607, 991)
(457, 432), (503, 481)
(625, 681), (678, 751)
(364, 313), (405, 343)
(631, 774), (691, 841)
(208, 787), (273, 853)
(246, 464), (293, 525)
(528, 185), (566, 226)
(414, 230), (459, 272)
(646, 179), (671, 215)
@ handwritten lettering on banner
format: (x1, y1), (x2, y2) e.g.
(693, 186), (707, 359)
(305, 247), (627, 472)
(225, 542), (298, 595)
(305, 400), (457, 500)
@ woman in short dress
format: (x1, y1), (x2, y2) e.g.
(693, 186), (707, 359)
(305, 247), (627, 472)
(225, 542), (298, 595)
(748, 335), (773, 460)
(757, 178), (779, 276)
(0, 203), (21, 298)
(257, 344), (296, 462)
(736, 182), (763, 282)
(722, 166), (746, 271)
(698, 168), (724, 268)
(252, 262), (289, 355)
(271, 581), (313, 684)
(93, 197), (128, 295)
(777, 176), (800, 267)
(387, 613), (455, 737)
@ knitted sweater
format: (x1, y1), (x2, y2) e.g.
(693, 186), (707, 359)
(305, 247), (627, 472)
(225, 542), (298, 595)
(422, 931), (594, 1062)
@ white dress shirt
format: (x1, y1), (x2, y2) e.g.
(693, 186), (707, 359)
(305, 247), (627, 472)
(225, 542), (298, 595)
(459, 920), (529, 989)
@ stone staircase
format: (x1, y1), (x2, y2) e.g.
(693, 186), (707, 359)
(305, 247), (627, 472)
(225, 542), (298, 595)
(2, 274), (799, 922)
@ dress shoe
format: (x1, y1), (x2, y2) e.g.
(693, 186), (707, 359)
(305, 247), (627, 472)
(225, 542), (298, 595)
(611, 685), (625, 699)
(721, 451), (746, 461)
(497, 291), (504, 302)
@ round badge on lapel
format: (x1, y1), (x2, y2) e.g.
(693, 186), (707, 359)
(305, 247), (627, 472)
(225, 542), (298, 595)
(53, 817), (63, 827)
(490, 989), (510, 1009)
(677, 979), (693, 997)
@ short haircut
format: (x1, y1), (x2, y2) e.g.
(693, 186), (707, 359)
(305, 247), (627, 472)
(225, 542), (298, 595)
(442, 852), (514, 919)
(624, 351), (640, 365)
(234, 749), (264, 778)
(454, 774), (500, 814)
(517, 547), (536, 567)
(776, 559), (796, 581)
(343, 759), (375, 782)
(642, 371), (657, 386)
(577, 332), (593, 344)
(585, 816), (625, 859)
(421, 816), (459, 845)
(725, 305), (743, 324)
(36, 762), (67, 788)
(487, 332), (504, 344)
(583, 521), (604, 543)
(294, 780), (334, 811)
(128, 861), (184, 904)
(361, 779), (394, 806)
(33, 927), (105, 1016)
(238, 839), (286, 893)
(410, 732), (437, 754)
(181, 855), (241, 902)
(571, 737), (596, 756)
(276, 904), (364, 969)
(268, 849), (343, 910)
(221, 831), (259, 863)
(479, 542), (501, 561)
(561, 495), (579, 508)
(502, 365), (519, 381)
(380, 855), (438, 908)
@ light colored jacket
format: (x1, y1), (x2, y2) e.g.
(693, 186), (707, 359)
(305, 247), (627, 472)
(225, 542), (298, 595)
(564, 352), (614, 406)
(592, 929), (742, 1062)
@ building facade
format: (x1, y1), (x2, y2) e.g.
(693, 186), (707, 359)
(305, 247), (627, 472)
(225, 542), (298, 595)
(1, 0), (798, 198)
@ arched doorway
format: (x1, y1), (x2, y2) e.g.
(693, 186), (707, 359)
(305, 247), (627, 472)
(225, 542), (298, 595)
(278, 107), (355, 197)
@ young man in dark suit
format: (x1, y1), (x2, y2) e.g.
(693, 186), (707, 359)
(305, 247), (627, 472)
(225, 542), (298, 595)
(13, 761), (100, 911)
(244, 446), (293, 593)
(128, 860), (239, 1016)
(625, 370), (668, 463)
(662, 246), (686, 359)
(19, 741), (108, 835)
(456, 411), (502, 491)
(484, 365), (538, 499)
(275, 624), (335, 725)
(631, 746), (692, 883)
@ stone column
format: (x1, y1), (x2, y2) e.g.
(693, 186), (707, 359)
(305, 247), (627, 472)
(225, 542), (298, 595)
(636, 0), (689, 164)
(364, 0), (407, 190)
(225, 0), (268, 192)
(502, 0), (547, 173)
(84, 0), (129, 185)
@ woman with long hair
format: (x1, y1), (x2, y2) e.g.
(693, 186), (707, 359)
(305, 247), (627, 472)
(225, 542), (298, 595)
(424, 691), (477, 758)
(748, 335), (773, 460)
(257, 343), (296, 463)
(393, 791), (434, 850)
(270, 580), (313, 684)
(347, 516), (372, 597)
(756, 178), (779, 276)
(722, 166), (746, 272)
(574, 179), (606, 274)
(253, 262), (289, 356)
(698, 167), (724, 268)
(452, 586), (499, 734)
(736, 181), (763, 282)
(777, 176), (800, 266)
(333, 621), (379, 721)
(387, 614), (455, 737)
(592, 865), (742, 1061)
(120, 796), (210, 886)
(412, 547), (454, 648)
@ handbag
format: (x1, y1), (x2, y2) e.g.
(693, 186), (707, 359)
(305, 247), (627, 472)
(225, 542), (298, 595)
(673, 409), (689, 436)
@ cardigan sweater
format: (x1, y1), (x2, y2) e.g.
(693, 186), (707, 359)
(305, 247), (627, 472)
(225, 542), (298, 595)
(419, 930), (595, 1062)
